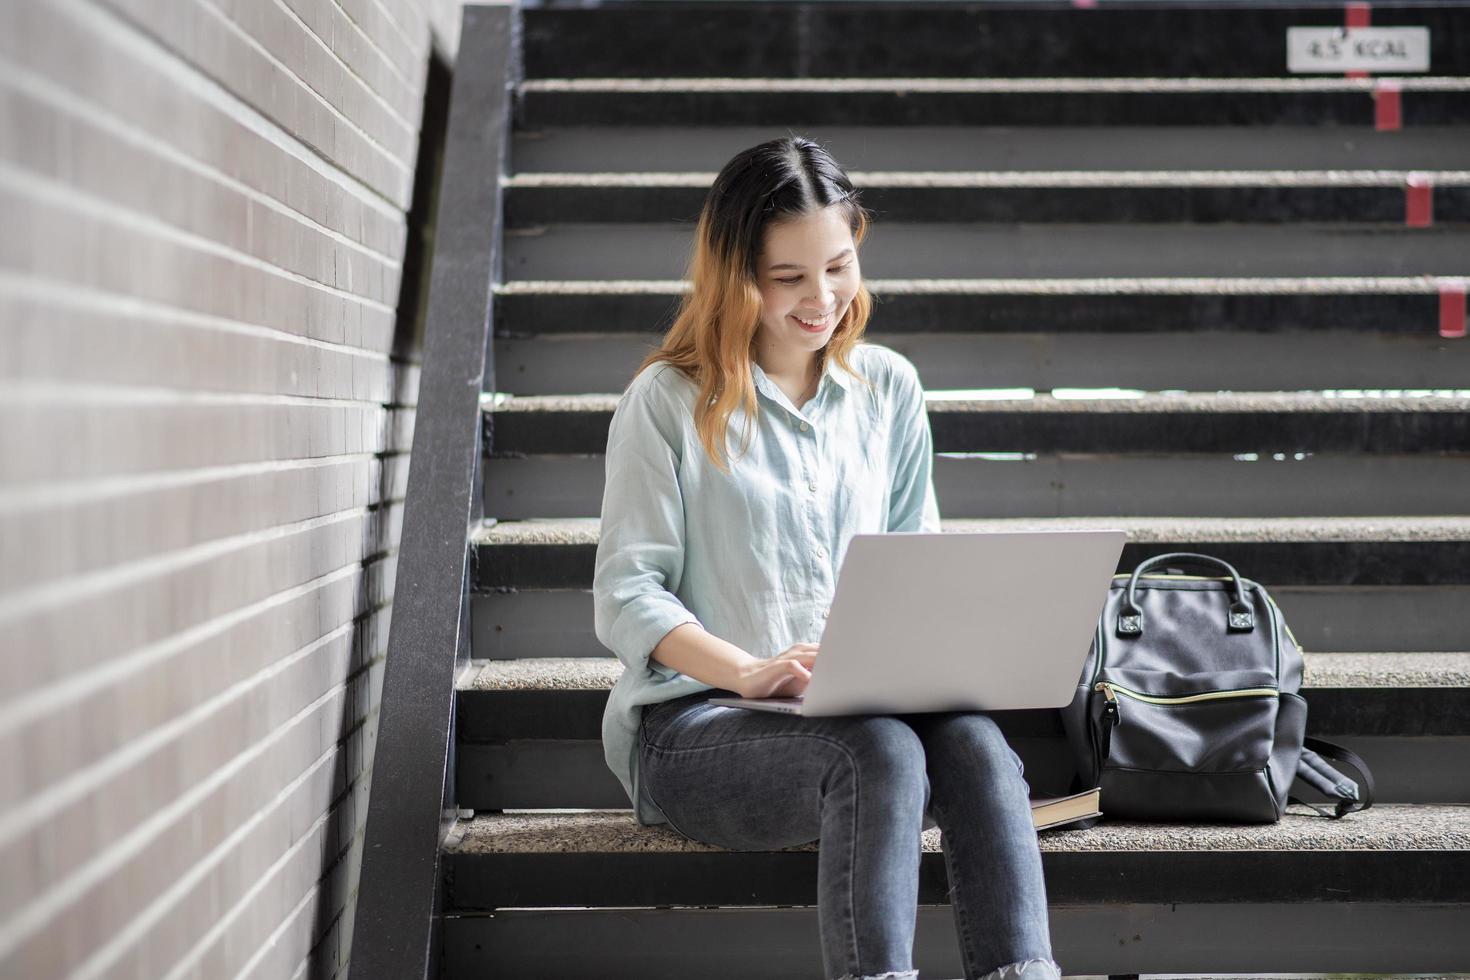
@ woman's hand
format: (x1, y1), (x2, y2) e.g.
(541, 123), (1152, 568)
(734, 643), (819, 699)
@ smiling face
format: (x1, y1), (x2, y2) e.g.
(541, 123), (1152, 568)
(753, 206), (861, 368)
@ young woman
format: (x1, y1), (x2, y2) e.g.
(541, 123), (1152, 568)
(593, 136), (1062, 980)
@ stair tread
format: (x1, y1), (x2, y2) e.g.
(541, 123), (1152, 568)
(446, 803), (1470, 855)
(508, 169), (1470, 187)
(519, 77), (1470, 93)
(486, 390), (1470, 414)
(472, 515), (1470, 546)
(462, 652), (1470, 693)
(495, 274), (1462, 294)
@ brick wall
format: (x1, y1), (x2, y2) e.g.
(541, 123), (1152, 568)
(0, 0), (469, 975)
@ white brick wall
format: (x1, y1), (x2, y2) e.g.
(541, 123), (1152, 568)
(0, 0), (471, 975)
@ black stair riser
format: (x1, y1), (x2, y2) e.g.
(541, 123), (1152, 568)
(470, 589), (1470, 657)
(442, 905), (1470, 979)
(455, 736), (1470, 809)
(444, 848), (1470, 910)
(494, 336), (1470, 395)
(518, 91), (1469, 129)
(473, 541), (1470, 590)
(493, 292), (1450, 336)
(484, 455), (1470, 522)
(521, 5), (1470, 79)
(507, 223), (1468, 282)
(485, 408), (1470, 457)
(510, 127), (1470, 176)
(455, 686), (1470, 742)
(507, 185), (1470, 227)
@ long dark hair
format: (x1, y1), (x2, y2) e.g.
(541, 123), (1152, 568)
(634, 135), (877, 474)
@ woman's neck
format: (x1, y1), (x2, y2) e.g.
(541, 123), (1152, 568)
(754, 346), (821, 386)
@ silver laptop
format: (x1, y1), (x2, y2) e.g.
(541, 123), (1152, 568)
(707, 529), (1126, 716)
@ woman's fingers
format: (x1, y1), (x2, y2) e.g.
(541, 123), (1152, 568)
(770, 662), (811, 697)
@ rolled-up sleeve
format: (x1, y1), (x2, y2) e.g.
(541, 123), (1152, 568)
(886, 359), (942, 534)
(593, 375), (702, 679)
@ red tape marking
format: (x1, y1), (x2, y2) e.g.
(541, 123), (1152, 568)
(1405, 173), (1434, 227)
(1440, 281), (1467, 339)
(1374, 79), (1402, 130)
(1345, 2), (1371, 78)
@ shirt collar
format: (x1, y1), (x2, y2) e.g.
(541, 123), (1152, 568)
(749, 354), (852, 404)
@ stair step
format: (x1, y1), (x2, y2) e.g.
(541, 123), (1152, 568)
(442, 802), (1470, 974)
(519, 5), (1469, 80)
(442, 804), (1470, 908)
(451, 655), (1470, 808)
(484, 390), (1470, 518)
(445, 903), (1470, 980)
(511, 126), (1470, 175)
(503, 223), (1470, 283)
(492, 330), (1470, 393)
(491, 277), (1466, 335)
(471, 515), (1470, 588)
(506, 170), (1470, 225)
(463, 651), (1470, 694)
(484, 389), (1470, 455)
(486, 453), (1470, 520)
(470, 582), (1469, 657)
(455, 653), (1470, 741)
(517, 77), (1470, 128)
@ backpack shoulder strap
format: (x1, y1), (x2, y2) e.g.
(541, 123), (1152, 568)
(1290, 736), (1375, 819)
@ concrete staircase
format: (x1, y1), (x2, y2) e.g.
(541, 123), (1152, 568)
(366, 3), (1470, 977)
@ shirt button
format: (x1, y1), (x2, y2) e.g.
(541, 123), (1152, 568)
(820, 607), (830, 618)
(816, 547), (826, 559)
(807, 481), (818, 492)
(799, 421), (809, 431)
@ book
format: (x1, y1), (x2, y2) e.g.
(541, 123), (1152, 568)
(1030, 787), (1101, 831)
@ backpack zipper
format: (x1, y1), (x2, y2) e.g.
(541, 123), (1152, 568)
(1094, 681), (1278, 732)
(1091, 682), (1280, 772)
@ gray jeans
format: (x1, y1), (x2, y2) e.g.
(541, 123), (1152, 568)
(639, 690), (1063, 980)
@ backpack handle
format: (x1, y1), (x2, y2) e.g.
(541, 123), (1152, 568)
(1118, 552), (1256, 638)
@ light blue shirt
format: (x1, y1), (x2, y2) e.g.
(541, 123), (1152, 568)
(593, 342), (943, 825)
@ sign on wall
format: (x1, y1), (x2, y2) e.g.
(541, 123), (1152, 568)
(1287, 27), (1430, 73)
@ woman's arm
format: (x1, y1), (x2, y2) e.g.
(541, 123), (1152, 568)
(593, 378), (703, 680)
(652, 625), (823, 702)
(886, 356), (942, 533)
(653, 623), (819, 698)
(596, 372), (818, 698)
(649, 622), (756, 690)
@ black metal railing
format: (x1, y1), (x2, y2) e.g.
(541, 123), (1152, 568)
(350, 6), (514, 978)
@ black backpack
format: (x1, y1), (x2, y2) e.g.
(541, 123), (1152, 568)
(1060, 553), (1374, 823)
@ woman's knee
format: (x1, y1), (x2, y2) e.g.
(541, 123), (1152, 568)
(823, 716), (928, 800)
(928, 713), (1025, 778)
